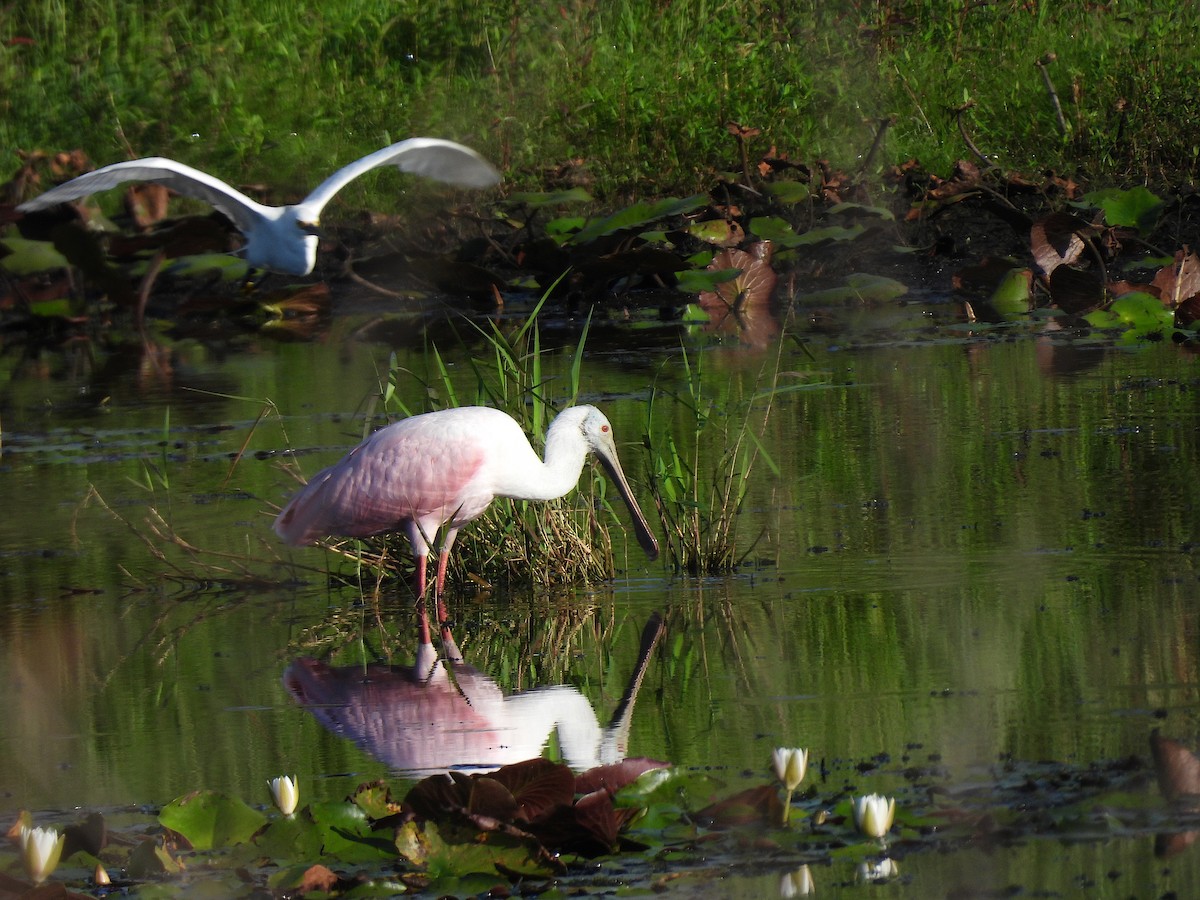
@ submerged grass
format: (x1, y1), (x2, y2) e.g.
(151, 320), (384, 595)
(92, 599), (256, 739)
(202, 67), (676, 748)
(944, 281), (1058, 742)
(3, 1), (1197, 203)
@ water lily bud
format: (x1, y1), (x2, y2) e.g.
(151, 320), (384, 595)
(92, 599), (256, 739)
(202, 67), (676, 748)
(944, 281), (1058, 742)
(268, 775), (299, 817)
(771, 747), (808, 791)
(851, 793), (896, 839)
(18, 825), (65, 885)
(94, 862), (111, 885)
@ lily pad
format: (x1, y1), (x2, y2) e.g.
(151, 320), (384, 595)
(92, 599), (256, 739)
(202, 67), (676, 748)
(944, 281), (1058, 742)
(0, 237), (71, 274)
(157, 790), (266, 851)
(569, 194), (707, 245)
(1080, 186), (1163, 234)
(794, 274), (908, 305)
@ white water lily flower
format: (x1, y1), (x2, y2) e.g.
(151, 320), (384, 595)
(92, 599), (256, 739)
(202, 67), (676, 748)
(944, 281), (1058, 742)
(852, 792), (896, 839)
(268, 775), (299, 817)
(18, 825), (65, 885)
(771, 747), (808, 791)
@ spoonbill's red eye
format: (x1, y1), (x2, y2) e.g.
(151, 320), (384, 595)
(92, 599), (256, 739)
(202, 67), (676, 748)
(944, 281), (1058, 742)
(601, 424), (610, 433)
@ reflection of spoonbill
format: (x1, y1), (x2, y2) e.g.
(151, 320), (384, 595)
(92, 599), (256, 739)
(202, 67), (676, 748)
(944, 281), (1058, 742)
(16, 138), (500, 275)
(285, 611), (665, 775)
(274, 405), (659, 598)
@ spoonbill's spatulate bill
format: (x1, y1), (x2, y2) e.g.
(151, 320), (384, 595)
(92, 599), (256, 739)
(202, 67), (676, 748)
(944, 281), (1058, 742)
(16, 137), (500, 275)
(274, 405), (659, 598)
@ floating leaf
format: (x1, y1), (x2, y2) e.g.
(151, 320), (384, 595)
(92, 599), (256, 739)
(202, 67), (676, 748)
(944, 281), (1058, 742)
(1085, 292), (1173, 334)
(676, 267), (742, 293)
(487, 758), (575, 823)
(543, 216), (587, 241)
(576, 758), (671, 796)
(504, 187), (593, 207)
(686, 218), (744, 246)
(158, 790), (266, 851)
(794, 274), (907, 305)
(989, 267), (1033, 318)
(1081, 186), (1163, 234)
(308, 800), (398, 863)
(828, 201), (894, 220)
(569, 194), (707, 245)
(747, 215), (796, 244)
(763, 181), (810, 204)
(157, 252), (249, 280)
(0, 237), (70, 274)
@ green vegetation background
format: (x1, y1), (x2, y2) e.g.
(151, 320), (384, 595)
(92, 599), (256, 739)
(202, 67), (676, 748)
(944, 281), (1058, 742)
(4, 1), (1197, 198)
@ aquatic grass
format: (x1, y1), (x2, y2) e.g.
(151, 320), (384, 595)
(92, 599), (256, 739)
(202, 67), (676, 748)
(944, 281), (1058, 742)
(644, 342), (786, 575)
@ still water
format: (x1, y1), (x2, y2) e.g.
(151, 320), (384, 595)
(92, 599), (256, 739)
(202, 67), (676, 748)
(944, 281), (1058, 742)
(1, 309), (1199, 895)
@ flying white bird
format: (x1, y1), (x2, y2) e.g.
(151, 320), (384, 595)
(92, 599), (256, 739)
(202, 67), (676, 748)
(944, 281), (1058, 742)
(17, 137), (500, 275)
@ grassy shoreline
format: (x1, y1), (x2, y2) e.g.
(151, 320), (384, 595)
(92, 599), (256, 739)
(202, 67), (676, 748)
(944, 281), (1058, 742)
(4, 1), (1198, 200)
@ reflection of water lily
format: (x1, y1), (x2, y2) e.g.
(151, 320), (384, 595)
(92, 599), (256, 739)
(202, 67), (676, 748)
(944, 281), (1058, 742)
(772, 747), (808, 826)
(852, 793), (896, 839)
(779, 864), (816, 896)
(18, 825), (65, 885)
(269, 775), (299, 816)
(856, 857), (899, 882)
(772, 747), (808, 790)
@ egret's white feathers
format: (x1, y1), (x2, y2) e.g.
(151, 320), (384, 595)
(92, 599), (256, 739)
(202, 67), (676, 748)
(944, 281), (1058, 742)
(17, 137), (500, 275)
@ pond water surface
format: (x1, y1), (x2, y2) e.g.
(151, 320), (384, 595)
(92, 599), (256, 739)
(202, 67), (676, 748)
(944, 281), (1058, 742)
(2, 303), (1199, 896)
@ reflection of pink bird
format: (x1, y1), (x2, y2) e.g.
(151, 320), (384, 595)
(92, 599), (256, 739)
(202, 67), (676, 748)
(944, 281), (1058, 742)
(275, 405), (659, 598)
(284, 612), (665, 775)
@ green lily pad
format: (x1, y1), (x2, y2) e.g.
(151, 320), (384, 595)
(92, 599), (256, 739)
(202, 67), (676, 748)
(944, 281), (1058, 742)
(1080, 186), (1163, 234)
(0, 237), (71, 274)
(1084, 292), (1172, 331)
(829, 201), (895, 221)
(763, 181), (810, 204)
(504, 187), (593, 207)
(990, 267), (1033, 318)
(795, 274), (908, 305)
(675, 267), (742, 292)
(308, 800), (399, 863)
(158, 790), (266, 851)
(569, 194), (707, 244)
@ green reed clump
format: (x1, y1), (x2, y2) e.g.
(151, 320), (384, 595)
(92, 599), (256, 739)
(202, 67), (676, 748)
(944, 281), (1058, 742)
(644, 345), (782, 576)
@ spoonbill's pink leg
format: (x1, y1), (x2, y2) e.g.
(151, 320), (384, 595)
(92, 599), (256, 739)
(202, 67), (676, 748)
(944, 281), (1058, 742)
(413, 554), (428, 602)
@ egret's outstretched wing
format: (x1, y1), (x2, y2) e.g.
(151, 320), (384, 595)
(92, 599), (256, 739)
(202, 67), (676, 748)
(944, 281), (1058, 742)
(17, 158), (270, 232)
(298, 138), (500, 219)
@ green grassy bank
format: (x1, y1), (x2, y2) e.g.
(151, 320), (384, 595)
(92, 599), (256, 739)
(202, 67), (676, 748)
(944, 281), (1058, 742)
(2, 1), (1196, 198)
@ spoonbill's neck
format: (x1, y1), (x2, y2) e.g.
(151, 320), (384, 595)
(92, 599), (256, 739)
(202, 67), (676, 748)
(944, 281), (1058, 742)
(506, 409), (592, 502)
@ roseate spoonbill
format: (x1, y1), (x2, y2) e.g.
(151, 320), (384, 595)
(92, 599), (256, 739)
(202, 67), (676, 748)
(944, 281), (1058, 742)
(274, 405), (659, 598)
(16, 137), (500, 275)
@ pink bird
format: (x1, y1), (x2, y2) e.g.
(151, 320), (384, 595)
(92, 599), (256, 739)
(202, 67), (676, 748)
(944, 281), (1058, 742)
(274, 405), (659, 599)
